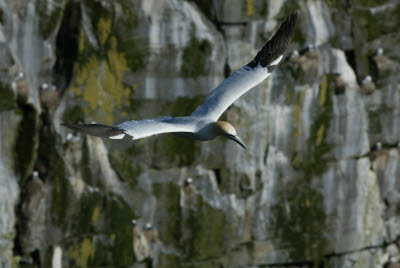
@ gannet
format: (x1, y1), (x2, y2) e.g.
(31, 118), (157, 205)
(63, 13), (297, 150)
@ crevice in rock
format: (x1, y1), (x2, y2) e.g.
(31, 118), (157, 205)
(324, 237), (399, 258)
(53, 0), (81, 93)
(255, 170), (263, 192)
(258, 237), (400, 267)
(144, 257), (153, 268)
(352, 141), (400, 161)
(224, 62), (231, 79)
(13, 103), (38, 181)
(188, 1), (224, 33)
(261, 260), (314, 267)
(189, 1), (235, 79)
(263, 145), (269, 164)
(344, 49), (358, 82)
(31, 249), (41, 267)
(213, 168), (222, 187)
(12, 217), (23, 258)
(12, 174), (34, 262)
(218, 21), (248, 26)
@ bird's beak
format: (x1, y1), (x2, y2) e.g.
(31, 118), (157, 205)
(230, 135), (247, 150)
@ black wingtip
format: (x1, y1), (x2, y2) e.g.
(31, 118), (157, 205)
(61, 123), (132, 139)
(61, 123), (74, 130)
(247, 12), (298, 69)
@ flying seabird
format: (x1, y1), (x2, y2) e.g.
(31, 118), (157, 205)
(62, 13), (297, 150)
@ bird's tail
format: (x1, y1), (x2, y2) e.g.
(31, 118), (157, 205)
(61, 123), (133, 140)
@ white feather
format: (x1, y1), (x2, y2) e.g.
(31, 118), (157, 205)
(191, 65), (271, 121)
(109, 134), (125, 139)
(115, 117), (196, 140)
(270, 55), (283, 66)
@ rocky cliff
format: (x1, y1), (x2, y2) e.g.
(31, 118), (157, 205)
(0, 0), (399, 267)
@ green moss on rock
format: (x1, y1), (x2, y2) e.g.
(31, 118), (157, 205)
(35, 120), (72, 230)
(81, 138), (93, 184)
(181, 38), (212, 78)
(71, 190), (104, 235)
(69, 237), (95, 268)
(62, 105), (85, 124)
(152, 135), (201, 168)
(0, 8), (4, 24)
(367, 104), (393, 135)
(71, 14), (138, 124)
(353, 4), (400, 42)
(292, 75), (334, 175)
(188, 0), (217, 23)
(13, 105), (38, 180)
(271, 179), (329, 263)
(183, 199), (232, 260)
(148, 182), (236, 262)
(271, 75), (334, 263)
(70, 1), (146, 124)
(77, 1), (146, 72)
(275, 1), (305, 45)
(41, 139), (72, 230)
(357, 0), (390, 7)
(114, 6), (147, 73)
(50, 157), (71, 230)
(153, 183), (182, 248)
(351, 2), (400, 77)
(67, 195), (135, 267)
(35, 0), (65, 39)
(0, 81), (15, 111)
(171, 96), (206, 116)
(105, 197), (135, 266)
(158, 254), (183, 268)
(108, 147), (142, 185)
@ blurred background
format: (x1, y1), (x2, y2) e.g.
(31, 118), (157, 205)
(0, 0), (399, 267)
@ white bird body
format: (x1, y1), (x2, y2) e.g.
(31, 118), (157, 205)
(63, 13), (297, 150)
(114, 116), (210, 140)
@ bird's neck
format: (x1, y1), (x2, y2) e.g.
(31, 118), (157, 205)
(194, 122), (223, 141)
(210, 122), (226, 136)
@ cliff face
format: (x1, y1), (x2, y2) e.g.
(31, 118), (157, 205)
(0, 0), (399, 267)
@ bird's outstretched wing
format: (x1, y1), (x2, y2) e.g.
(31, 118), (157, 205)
(62, 116), (195, 141)
(191, 13), (297, 121)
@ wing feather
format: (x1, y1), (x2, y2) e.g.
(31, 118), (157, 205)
(62, 116), (195, 141)
(191, 12), (297, 121)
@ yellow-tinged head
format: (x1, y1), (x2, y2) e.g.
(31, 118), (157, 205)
(213, 121), (247, 150)
(214, 121), (237, 136)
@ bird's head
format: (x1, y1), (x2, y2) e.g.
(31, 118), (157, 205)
(214, 121), (247, 150)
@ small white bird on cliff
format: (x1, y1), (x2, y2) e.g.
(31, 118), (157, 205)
(63, 13), (297, 150)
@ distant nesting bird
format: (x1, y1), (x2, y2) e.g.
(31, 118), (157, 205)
(333, 73), (347, 95)
(361, 75), (375, 94)
(62, 13), (297, 150)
